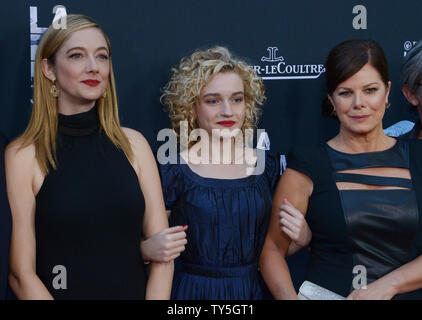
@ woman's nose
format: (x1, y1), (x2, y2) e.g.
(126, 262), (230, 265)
(220, 100), (233, 116)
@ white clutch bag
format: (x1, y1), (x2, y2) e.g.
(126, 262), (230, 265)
(298, 281), (346, 300)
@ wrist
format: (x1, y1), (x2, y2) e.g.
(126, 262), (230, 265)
(297, 233), (311, 247)
(376, 272), (401, 298)
(386, 273), (402, 296)
(140, 239), (152, 262)
(305, 229), (312, 247)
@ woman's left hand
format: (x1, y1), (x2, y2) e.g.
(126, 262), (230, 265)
(141, 225), (188, 262)
(279, 198), (312, 247)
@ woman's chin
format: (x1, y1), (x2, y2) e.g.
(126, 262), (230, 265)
(78, 94), (103, 104)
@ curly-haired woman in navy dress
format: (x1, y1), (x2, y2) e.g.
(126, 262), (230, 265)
(157, 46), (309, 299)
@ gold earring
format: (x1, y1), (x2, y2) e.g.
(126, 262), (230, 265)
(102, 90), (107, 99)
(50, 79), (60, 97)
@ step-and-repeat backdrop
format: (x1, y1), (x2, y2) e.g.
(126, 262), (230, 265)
(1, 0), (422, 290)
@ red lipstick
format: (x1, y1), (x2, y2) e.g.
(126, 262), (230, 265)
(217, 121), (236, 127)
(82, 79), (100, 87)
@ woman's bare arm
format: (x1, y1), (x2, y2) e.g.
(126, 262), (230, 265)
(347, 250), (422, 299)
(5, 142), (53, 299)
(123, 128), (173, 299)
(259, 168), (313, 299)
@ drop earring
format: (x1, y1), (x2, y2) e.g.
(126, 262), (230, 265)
(50, 79), (60, 97)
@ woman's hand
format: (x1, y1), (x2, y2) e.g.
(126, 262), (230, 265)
(141, 225), (188, 263)
(280, 198), (312, 248)
(347, 277), (397, 300)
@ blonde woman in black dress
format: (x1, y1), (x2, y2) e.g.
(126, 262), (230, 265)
(5, 15), (172, 299)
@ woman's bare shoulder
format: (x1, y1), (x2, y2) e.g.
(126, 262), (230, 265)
(121, 127), (150, 152)
(5, 138), (36, 164)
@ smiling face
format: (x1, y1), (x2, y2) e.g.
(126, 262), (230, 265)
(193, 71), (246, 137)
(42, 27), (110, 109)
(328, 63), (391, 135)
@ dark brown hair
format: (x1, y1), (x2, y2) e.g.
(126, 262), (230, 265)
(323, 39), (390, 117)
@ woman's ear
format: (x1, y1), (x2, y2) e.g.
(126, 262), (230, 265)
(386, 81), (392, 95)
(41, 58), (56, 81)
(327, 94), (335, 110)
(385, 81), (392, 105)
(402, 84), (420, 107)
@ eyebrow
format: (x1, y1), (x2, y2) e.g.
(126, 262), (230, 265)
(338, 82), (379, 90)
(65, 46), (109, 54)
(363, 82), (379, 87)
(202, 91), (244, 98)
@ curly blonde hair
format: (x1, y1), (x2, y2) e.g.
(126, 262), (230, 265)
(160, 46), (266, 136)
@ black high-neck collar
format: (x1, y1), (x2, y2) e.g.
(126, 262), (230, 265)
(58, 105), (100, 136)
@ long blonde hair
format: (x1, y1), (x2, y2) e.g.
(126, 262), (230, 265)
(19, 14), (133, 174)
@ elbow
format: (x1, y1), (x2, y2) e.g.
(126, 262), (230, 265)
(259, 240), (287, 272)
(258, 257), (265, 277)
(8, 267), (36, 298)
(259, 244), (269, 272)
(259, 250), (264, 269)
(8, 271), (22, 297)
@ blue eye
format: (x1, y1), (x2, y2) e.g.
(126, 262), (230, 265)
(206, 99), (218, 104)
(98, 54), (109, 60)
(233, 97), (243, 103)
(69, 53), (82, 59)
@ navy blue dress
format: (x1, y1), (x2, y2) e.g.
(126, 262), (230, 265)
(159, 151), (281, 299)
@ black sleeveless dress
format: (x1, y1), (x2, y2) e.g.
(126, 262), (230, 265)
(35, 106), (146, 299)
(287, 139), (422, 299)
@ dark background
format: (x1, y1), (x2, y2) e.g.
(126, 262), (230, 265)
(1, 0), (422, 291)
